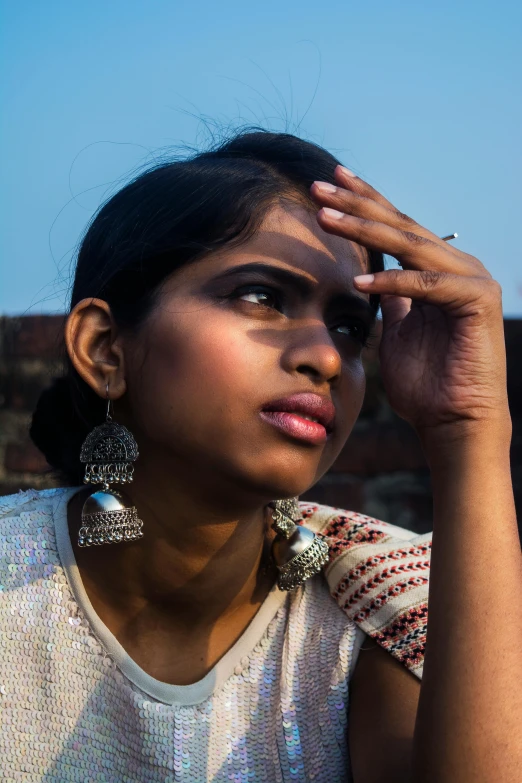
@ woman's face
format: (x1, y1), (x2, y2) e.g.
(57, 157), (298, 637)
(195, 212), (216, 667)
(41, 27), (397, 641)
(123, 202), (376, 505)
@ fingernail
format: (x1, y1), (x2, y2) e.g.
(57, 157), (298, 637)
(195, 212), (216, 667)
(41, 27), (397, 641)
(338, 165), (357, 178)
(313, 181), (337, 193)
(321, 207), (344, 220)
(353, 274), (375, 286)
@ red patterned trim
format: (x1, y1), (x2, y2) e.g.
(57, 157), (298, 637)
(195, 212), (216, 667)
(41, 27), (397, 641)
(298, 504), (320, 520)
(349, 576), (429, 622)
(371, 605), (428, 667)
(324, 520), (389, 562)
(376, 604), (428, 642)
(332, 541), (431, 599)
(336, 558), (430, 603)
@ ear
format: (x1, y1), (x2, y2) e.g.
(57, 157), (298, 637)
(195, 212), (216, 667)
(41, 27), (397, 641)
(64, 298), (127, 400)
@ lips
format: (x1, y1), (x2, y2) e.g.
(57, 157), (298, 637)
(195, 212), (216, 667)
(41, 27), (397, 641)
(260, 393), (336, 445)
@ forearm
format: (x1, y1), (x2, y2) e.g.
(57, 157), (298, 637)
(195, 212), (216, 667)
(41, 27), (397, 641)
(411, 421), (522, 782)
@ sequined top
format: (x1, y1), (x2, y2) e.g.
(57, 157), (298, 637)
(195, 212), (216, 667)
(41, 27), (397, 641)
(0, 486), (372, 782)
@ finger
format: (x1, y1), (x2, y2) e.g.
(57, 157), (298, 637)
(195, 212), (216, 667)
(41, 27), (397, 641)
(334, 165), (399, 212)
(317, 208), (491, 278)
(317, 208), (472, 274)
(352, 269), (502, 314)
(331, 166), (485, 272)
(311, 179), (470, 264)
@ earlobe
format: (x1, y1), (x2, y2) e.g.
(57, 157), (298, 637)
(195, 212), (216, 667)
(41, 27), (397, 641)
(64, 297), (126, 399)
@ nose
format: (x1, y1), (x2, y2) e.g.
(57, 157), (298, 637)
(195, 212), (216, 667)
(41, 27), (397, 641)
(281, 321), (342, 386)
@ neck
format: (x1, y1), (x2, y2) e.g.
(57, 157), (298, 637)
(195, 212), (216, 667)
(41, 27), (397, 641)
(69, 471), (278, 636)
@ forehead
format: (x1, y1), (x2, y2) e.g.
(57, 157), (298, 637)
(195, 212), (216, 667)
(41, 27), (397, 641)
(240, 201), (369, 285)
(157, 201), (371, 302)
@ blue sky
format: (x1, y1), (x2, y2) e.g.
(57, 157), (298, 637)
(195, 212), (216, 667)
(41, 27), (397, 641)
(1, 0), (521, 315)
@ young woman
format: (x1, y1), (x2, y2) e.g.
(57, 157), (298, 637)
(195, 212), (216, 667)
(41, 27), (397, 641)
(1, 131), (521, 782)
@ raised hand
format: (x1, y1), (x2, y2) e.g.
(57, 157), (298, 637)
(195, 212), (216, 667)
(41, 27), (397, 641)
(310, 167), (510, 438)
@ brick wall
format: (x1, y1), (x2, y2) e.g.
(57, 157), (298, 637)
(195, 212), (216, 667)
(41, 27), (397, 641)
(1, 314), (521, 538)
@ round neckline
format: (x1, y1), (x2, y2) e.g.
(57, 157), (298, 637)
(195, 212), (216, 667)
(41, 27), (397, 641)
(51, 486), (290, 706)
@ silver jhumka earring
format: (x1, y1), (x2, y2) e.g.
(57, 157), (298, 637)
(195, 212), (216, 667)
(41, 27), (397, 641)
(77, 382), (144, 547)
(269, 497), (329, 590)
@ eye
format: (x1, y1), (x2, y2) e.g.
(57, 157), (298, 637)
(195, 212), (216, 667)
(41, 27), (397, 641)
(236, 286), (280, 309)
(332, 320), (370, 345)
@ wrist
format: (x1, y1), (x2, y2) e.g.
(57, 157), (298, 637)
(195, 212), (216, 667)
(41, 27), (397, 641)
(417, 415), (512, 470)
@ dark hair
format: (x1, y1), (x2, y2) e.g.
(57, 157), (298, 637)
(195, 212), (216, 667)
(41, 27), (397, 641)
(30, 129), (384, 485)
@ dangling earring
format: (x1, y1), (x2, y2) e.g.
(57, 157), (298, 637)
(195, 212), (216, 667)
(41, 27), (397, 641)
(77, 381), (144, 547)
(269, 497), (329, 591)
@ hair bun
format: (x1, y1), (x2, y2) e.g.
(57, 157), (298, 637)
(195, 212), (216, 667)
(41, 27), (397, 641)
(29, 376), (87, 485)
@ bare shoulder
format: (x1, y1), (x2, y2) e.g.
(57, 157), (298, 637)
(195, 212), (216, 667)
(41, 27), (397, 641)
(349, 634), (421, 783)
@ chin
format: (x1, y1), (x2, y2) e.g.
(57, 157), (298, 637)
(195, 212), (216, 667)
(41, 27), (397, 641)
(240, 458), (327, 503)
(195, 430), (339, 504)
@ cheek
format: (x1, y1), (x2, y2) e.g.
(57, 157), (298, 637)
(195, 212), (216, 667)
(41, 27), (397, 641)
(131, 314), (265, 436)
(346, 359), (366, 410)
(126, 306), (368, 494)
(314, 359), (366, 476)
(335, 360), (367, 438)
(180, 323), (262, 398)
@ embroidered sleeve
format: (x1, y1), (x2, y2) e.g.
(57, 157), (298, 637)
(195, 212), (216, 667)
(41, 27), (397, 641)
(301, 503), (431, 680)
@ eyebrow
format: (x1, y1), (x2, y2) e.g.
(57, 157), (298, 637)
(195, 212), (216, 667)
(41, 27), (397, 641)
(212, 262), (377, 321)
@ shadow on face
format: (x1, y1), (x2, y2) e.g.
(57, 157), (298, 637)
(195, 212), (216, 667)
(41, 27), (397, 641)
(120, 203), (377, 506)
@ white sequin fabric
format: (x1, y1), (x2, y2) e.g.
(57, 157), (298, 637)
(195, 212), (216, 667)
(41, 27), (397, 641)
(0, 487), (364, 782)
